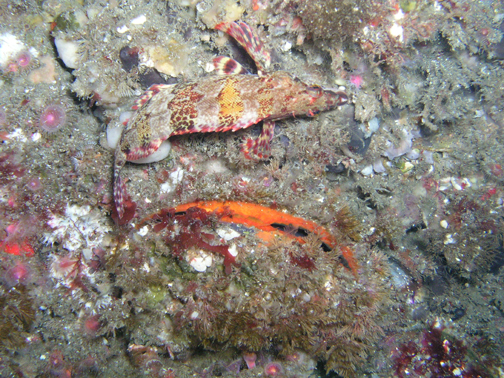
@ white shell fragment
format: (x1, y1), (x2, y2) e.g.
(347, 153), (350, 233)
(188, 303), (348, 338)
(444, 234), (456, 245)
(0, 33), (24, 68)
(138, 226), (149, 236)
(281, 41), (292, 52)
(160, 166), (184, 194)
(186, 250), (213, 272)
(54, 38), (81, 69)
(131, 15), (147, 25)
(117, 25), (129, 34)
(217, 228), (240, 241)
(228, 244), (238, 257)
(389, 23), (404, 42)
(360, 165), (374, 176)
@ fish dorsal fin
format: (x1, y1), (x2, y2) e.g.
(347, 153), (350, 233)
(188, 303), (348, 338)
(215, 21), (271, 76)
(213, 56), (249, 75)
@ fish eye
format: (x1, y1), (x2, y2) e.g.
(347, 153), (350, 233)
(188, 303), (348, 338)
(306, 85), (323, 98)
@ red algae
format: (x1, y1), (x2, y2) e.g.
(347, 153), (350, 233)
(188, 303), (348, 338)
(144, 205), (239, 274)
(0, 152), (25, 181)
(289, 251), (316, 271)
(392, 321), (493, 378)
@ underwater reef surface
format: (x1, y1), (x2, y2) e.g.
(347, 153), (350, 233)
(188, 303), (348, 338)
(0, 0), (503, 377)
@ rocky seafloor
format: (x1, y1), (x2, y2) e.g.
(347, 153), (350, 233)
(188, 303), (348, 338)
(1, 0), (504, 377)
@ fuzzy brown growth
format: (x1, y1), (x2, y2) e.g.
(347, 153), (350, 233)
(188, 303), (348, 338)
(0, 285), (35, 352)
(138, 202), (388, 377)
(333, 206), (362, 241)
(297, 0), (382, 40)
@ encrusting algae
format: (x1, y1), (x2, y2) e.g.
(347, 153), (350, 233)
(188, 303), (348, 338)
(138, 200), (389, 376)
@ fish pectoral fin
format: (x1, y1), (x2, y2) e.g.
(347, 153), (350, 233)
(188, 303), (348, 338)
(124, 139), (164, 162)
(242, 120), (275, 160)
(129, 140), (171, 164)
(213, 56), (249, 75)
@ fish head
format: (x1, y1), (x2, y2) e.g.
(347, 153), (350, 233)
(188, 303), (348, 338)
(306, 85), (349, 112)
(270, 72), (348, 118)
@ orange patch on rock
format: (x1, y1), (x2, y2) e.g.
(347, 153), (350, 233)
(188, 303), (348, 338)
(170, 200), (359, 275)
(255, 229), (282, 244)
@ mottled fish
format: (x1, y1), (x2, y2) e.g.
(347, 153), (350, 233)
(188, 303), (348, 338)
(114, 21), (348, 219)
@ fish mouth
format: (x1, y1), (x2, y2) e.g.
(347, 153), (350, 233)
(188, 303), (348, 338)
(325, 90), (348, 106)
(336, 91), (349, 105)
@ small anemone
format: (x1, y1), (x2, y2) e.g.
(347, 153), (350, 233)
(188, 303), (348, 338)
(39, 104), (67, 133)
(16, 50), (32, 68)
(264, 361), (283, 376)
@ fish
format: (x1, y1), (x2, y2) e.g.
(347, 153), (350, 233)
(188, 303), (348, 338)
(113, 21), (348, 219)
